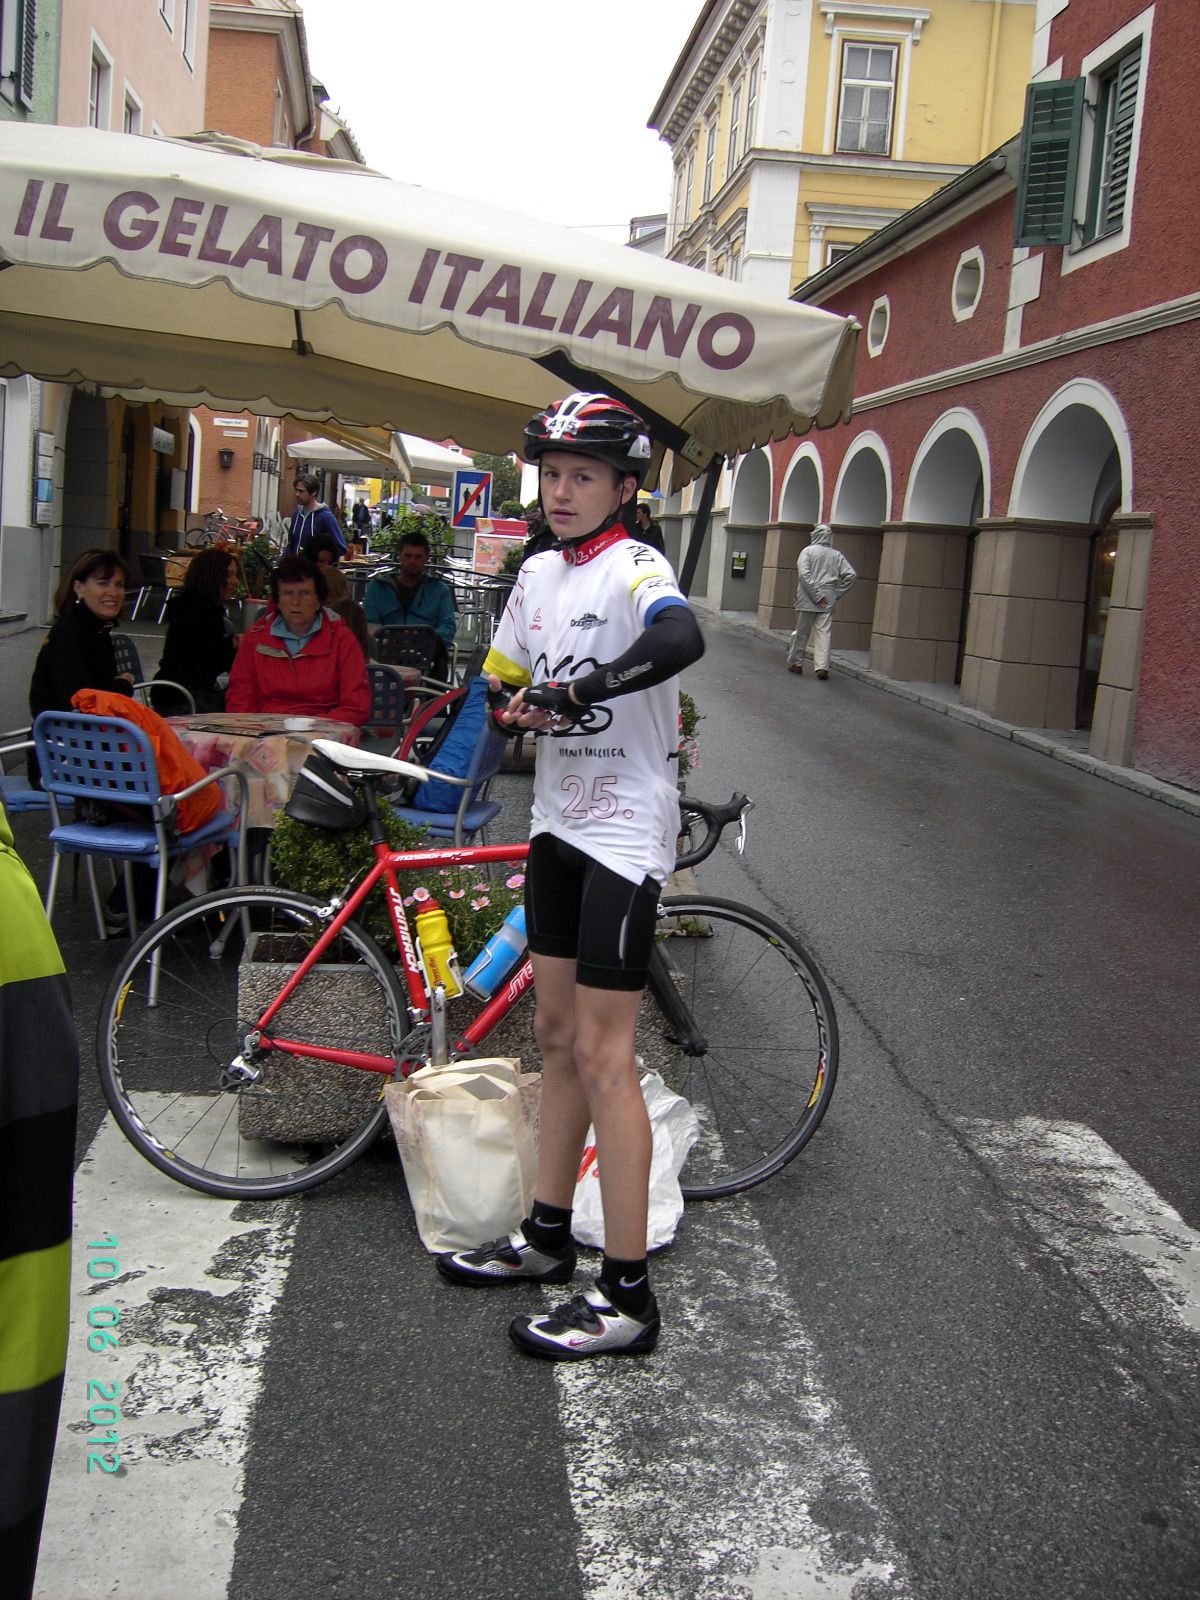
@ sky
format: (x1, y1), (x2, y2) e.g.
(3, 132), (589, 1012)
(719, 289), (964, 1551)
(296, 0), (704, 241)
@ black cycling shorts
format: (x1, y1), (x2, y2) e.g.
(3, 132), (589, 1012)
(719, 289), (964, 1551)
(524, 832), (659, 992)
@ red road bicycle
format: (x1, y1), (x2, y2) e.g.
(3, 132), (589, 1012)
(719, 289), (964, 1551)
(97, 739), (838, 1203)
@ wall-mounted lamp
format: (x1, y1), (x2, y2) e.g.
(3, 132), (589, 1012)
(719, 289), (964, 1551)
(217, 448), (235, 470)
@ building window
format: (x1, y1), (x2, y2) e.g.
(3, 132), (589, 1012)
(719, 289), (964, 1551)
(159, 0), (174, 30)
(703, 122), (717, 203)
(826, 242), (856, 267)
(952, 247), (984, 320)
(272, 80), (286, 145)
(684, 147), (695, 223)
(745, 59), (759, 151)
(730, 246), (741, 282)
(88, 42), (112, 129)
(1, 0), (37, 110)
(836, 42), (897, 156)
(123, 89), (141, 134)
(866, 295), (890, 356)
(728, 84), (742, 170)
(1083, 43), (1142, 243)
(181, 0), (197, 68)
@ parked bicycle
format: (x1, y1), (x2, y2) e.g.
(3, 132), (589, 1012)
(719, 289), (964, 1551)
(97, 732), (838, 1204)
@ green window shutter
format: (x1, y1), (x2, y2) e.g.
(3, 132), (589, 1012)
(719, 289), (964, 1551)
(16, 0), (36, 110)
(1014, 78), (1085, 247)
(1099, 44), (1142, 236)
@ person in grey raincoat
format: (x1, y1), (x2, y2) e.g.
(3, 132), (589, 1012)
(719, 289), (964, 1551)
(786, 524), (856, 679)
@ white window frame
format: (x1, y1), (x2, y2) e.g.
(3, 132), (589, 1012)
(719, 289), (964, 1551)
(727, 82), (742, 172)
(181, 0), (198, 69)
(866, 295), (891, 356)
(702, 121), (717, 203)
(1061, 7), (1153, 279)
(729, 245), (741, 282)
(835, 39), (899, 156)
(684, 145), (695, 224)
(952, 247), (984, 321)
(0, 0), (21, 107)
(826, 241), (856, 267)
(159, 0), (175, 32)
(88, 34), (113, 130)
(122, 84), (142, 135)
(745, 58), (760, 152)
(272, 79), (286, 145)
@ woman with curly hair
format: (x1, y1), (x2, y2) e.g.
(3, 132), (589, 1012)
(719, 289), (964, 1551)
(155, 547), (239, 712)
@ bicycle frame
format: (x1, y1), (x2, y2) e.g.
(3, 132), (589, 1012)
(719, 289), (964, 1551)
(250, 834), (531, 1078)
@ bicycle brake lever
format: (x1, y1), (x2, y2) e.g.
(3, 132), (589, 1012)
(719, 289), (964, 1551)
(736, 797), (754, 855)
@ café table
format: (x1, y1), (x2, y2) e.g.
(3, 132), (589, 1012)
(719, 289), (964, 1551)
(169, 711), (362, 830)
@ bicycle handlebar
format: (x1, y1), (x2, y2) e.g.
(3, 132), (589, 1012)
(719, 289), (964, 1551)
(674, 793), (753, 871)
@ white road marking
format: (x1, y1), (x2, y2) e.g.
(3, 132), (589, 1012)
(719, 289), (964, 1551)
(960, 1117), (1200, 1339)
(35, 1113), (297, 1600)
(550, 1201), (908, 1600)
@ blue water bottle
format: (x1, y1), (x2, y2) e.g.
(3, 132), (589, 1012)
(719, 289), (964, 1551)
(463, 905), (527, 999)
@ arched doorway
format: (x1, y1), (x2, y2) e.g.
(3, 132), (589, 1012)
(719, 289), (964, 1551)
(723, 449), (772, 611)
(899, 412), (990, 684)
(830, 436), (890, 653)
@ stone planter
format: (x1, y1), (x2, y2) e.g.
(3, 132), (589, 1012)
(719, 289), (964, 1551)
(237, 932), (394, 1143)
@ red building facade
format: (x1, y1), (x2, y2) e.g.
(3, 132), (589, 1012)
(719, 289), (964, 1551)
(743, 0), (1197, 790)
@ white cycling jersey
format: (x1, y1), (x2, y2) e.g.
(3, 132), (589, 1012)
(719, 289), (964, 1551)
(484, 529), (688, 887)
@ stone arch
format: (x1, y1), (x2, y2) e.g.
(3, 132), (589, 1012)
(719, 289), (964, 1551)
(905, 409), (990, 524)
(831, 432), (890, 527)
(780, 446), (822, 524)
(1009, 379), (1131, 520)
(729, 447), (772, 524)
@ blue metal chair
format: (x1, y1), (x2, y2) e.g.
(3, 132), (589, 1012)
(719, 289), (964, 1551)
(110, 632), (197, 714)
(362, 663), (411, 755)
(389, 677), (506, 846)
(0, 728), (50, 814)
(33, 710), (248, 941)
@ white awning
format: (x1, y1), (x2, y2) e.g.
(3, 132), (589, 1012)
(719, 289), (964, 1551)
(0, 125), (859, 485)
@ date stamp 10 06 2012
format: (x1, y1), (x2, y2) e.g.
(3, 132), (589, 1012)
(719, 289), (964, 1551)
(82, 1232), (123, 1475)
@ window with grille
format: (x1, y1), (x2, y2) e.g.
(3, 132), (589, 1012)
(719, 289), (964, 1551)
(836, 42), (897, 156)
(1084, 44), (1142, 242)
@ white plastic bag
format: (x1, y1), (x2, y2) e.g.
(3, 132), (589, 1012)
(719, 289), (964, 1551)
(384, 1057), (541, 1253)
(571, 1070), (700, 1251)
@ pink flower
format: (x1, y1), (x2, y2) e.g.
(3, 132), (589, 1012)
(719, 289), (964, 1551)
(505, 873), (526, 889)
(403, 895), (414, 907)
(448, 888), (466, 900)
(470, 896), (490, 911)
(412, 886), (431, 902)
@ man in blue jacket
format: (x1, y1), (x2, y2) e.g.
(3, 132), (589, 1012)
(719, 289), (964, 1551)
(286, 473), (346, 558)
(364, 531), (457, 652)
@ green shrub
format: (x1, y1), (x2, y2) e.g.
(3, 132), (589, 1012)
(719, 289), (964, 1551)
(270, 800), (524, 959)
(678, 689), (702, 780)
(372, 509), (453, 561)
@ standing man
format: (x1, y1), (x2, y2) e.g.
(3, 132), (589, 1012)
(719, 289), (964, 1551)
(286, 473), (346, 559)
(350, 499), (372, 544)
(786, 524), (856, 679)
(435, 392), (705, 1362)
(633, 500), (666, 557)
(363, 530), (457, 667)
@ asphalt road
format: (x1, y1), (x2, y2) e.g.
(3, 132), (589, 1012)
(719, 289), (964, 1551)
(17, 613), (1200, 1600)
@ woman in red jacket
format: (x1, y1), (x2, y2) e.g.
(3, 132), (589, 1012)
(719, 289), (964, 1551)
(226, 555), (370, 726)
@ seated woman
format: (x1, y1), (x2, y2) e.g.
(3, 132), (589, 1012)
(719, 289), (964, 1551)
(27, 548), (147, 929)
(321, 564), (371, 660)
(29, 549), (135, 765)
(226, 555), (371, 726)
(155, 547), (239, 713)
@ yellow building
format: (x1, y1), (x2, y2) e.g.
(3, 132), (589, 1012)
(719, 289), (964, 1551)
(650, 0), (1035, 297)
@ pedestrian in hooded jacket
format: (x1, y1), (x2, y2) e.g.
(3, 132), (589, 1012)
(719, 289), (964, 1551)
(226, 555), (370, 725)
(786, 524), (856, 679)
(285, 473), (346, 558)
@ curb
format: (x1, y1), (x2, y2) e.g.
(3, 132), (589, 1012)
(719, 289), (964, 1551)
(694, 602), (1200, 821)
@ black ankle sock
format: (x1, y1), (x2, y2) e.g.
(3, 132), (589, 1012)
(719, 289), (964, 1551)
(522, 1200), (573, 1253)
(599, 1255), (651, 1316)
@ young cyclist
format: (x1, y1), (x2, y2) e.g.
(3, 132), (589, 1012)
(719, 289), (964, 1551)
(435, 392), (705, 1360)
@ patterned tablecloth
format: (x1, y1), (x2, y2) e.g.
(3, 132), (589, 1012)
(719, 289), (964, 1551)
(169, 713), (362, 830)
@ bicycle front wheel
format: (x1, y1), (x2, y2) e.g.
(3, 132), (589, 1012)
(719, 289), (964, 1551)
(96, 887), (408, 1200)
(647, 895), (838, 1200)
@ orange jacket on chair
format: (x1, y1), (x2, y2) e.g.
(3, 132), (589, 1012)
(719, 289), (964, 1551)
(69, 689), (221, 833)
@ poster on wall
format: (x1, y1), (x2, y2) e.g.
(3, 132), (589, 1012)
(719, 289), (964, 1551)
(472, 518), (527, 575)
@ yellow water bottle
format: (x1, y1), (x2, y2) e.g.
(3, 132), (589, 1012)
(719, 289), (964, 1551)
(414, 899), (462, 999)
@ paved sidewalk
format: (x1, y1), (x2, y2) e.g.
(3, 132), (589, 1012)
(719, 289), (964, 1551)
(696, 601), (1200, 821)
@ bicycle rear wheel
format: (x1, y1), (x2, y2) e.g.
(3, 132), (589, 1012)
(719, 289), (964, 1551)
(96, 887), (408, 1200)
(646, 895), (838, 1200)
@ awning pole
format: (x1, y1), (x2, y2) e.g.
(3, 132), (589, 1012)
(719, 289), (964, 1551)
(677, 453), (724, 599)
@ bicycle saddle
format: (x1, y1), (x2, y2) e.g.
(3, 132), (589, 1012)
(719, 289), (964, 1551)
(311, 738), (468, 789)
